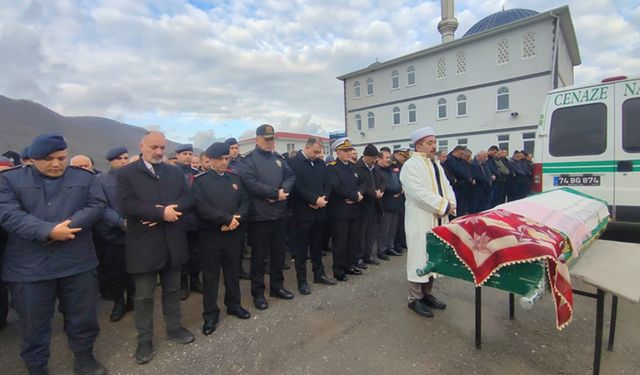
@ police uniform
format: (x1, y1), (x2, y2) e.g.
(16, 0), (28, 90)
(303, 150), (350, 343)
(192, 142), (251, 334)
(237, 124), (296, 308)
(0, 134), (107, 374)
(326, 138), (366, 281)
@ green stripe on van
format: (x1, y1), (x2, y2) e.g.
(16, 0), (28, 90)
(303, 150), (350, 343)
(542, 159), (640, 173)
(542, 161), (615, 167)
(543, 166), (616, 173)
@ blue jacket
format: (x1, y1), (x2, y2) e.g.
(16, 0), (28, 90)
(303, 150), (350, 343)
(446, 153), (473, 187)
(379, 164), (403, 212)
(0, 165), (107, 282)
(95, 169), (126, 245)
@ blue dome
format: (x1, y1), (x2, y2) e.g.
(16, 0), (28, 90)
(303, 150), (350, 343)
(463, 8), (539, 37)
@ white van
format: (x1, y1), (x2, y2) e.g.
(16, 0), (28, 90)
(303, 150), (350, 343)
(533, 76), (640, 226)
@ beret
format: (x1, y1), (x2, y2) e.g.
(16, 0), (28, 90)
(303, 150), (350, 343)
(363, 143), (378, 157)
(205, 142), (230, 159)
(105, 146), (128, 161)
(167, 152), (177, 160)
(28, 134), (67, 160)
(410, 127), (435, 144)
(175, 144), (193, 153)
(224, 137), (238, 146)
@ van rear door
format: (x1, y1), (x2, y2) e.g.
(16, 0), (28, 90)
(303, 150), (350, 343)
(614, 79), (640, 222)
(542, 84), (615, 205)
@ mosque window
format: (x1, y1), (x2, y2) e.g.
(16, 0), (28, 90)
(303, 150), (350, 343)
(355, 114), (362, 130)
(438, 140), (448, 153)
(392, 107), (401, 126)
(497, 39), (510, 65)
(367, 111), (375, 129)
(457, 94), (467, 117)
(407, 65), (416, 86)
(437, 98), (447, 119)
(437, 56), (447, 79)
(408, 104), (417, 124)
(522, 32), (536, 59)
(366, 78), (374, 96)
(354, 81), (361, 98)
(456, 50), (466, 74)
(497, 86), (510, 111)
(391, 70), (399, 90)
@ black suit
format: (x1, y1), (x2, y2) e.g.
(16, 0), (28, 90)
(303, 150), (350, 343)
(355, 158), (385, 262)
(288, 151), (332, 283)
(116, 158), (193, 342)
(192, 171), (249, 322)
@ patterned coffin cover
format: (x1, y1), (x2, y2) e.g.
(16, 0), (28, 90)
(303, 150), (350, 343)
(426, 188), (609, 329)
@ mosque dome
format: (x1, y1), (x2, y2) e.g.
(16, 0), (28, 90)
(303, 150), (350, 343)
(463, 8), (539, 37)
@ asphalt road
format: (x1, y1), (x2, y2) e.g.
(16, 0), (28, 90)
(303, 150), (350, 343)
(1, 252), (639, 375)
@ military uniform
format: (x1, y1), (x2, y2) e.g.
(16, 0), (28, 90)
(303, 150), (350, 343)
(0, 157), (107, 372)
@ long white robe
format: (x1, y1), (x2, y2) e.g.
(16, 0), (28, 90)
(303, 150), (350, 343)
(399, 152), (456, 283)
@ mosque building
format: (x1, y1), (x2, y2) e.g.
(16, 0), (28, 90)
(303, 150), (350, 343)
(337, 2), (580, 155)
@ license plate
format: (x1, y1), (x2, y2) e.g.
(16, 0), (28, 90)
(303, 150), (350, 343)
(553, 175), (601, 186)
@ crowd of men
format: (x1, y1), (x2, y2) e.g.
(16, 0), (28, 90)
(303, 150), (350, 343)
(0, 125), (533, 375)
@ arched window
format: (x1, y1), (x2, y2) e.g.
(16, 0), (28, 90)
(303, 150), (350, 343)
(354, 81), (361, 98)
(408, 104), (417, 124)
(497, 86), (509, 111)
(437, 98), (447, 119)
(457, 94), (467, 116)
(391, 70), (399, 89)
(392, 107), (400, 126)
(497, 39), (510, 64)
(522, 32), (536, 58)
(366, 78), (374, 96)
(355, 114), (362, 130)
(367, 112), (375, 129)
(407, 65), (416, 86)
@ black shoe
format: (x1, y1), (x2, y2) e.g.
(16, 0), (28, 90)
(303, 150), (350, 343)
(180, 276), (190, 301)
(135, 341), (154, 364)
(377, 252), (390, 261)
(253, 295), (268, 310)
(334, 274), (348, 282)
(298, 281), (311, 295)
(408, 300), (434, 318)
(422, 294), (447, 310)
(202, 319), (217, 336)
(239, 270), (251, 280)
(73, 348), (107, 375)
(385, 249), (402, 256)
(109, 298), (126, 322)
(313, 275), (337, 285)
(27, 365), (49, 375)
(364, 258), (380, 265)
(270, 288), (294, 300)
(346, 267), (363, 275)
(227, 306), (251, 319)
(190, 275), (204, 294)
(167, 327), (195, 344)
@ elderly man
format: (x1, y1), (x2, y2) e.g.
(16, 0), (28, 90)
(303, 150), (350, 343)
(116, 131), (195, 364)
(70, 154), (94, 172)
(238, 124), (296, 310)
(94, 147), (134, 322)
(0, 134), (107, 375)
(192, 142), (251, 335)
(400, 127), (456, 318)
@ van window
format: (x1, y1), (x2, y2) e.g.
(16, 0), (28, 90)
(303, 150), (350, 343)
(622, 98), (640, 153)
(549, 103), (607, 156)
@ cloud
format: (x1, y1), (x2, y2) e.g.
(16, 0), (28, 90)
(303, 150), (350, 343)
(189, 129), (225, 149)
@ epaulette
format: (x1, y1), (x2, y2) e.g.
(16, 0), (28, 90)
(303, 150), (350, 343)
(241, 150), (253, 158)
(194, 171), (206, 179)
(273, 152), (285, 160)
(326, 161), (337, 166)
(69, 165), (96, 174)
(0, 164), (27, 173)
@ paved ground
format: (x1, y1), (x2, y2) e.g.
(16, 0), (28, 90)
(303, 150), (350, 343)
(1, 250), (639, 375)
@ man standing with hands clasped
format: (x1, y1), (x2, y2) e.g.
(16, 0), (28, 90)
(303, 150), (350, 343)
(400, 127), (456, 318)
(116, 131), (195, 365)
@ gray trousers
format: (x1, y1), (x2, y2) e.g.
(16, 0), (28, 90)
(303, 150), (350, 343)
(132, 266), (182, 342)
(407, 280), (433, 302)
(377, 211), (398, 253)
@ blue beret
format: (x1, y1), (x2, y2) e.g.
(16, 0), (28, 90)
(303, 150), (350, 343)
(21, 147), (30, 159)
(28, 134), (67, 160)
(205, 142), (230, 159)
(224, 137), (238, 146)
(175, 144), (193, 153)
(105, 146), (128, 161)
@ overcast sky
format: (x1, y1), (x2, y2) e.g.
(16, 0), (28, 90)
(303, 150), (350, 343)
(1, 0), (638, 147)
